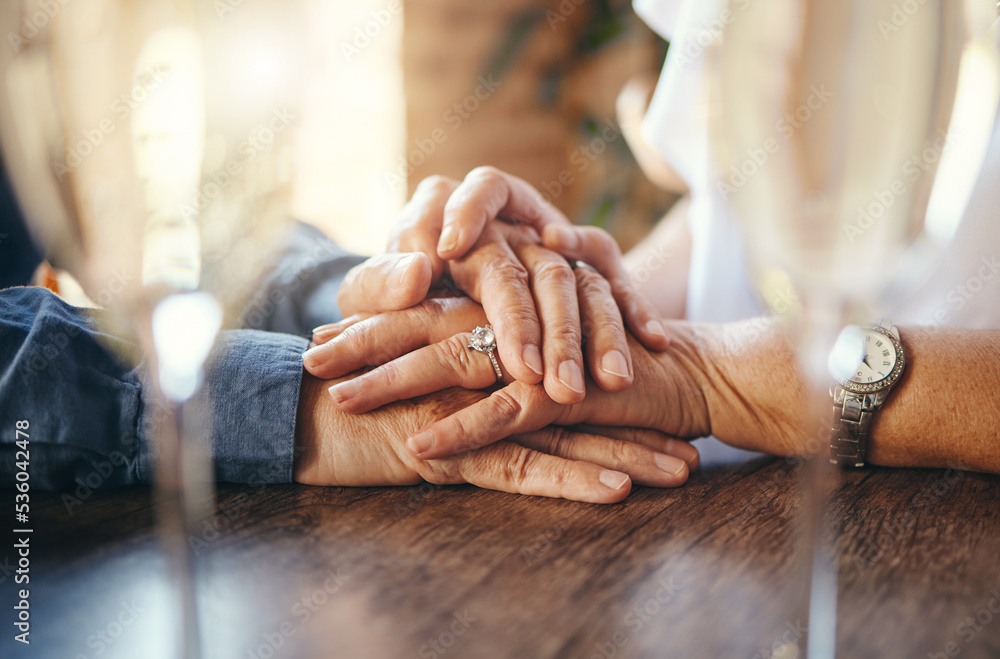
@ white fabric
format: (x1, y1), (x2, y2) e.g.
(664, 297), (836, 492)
(636, 0), (1000, 329)
(633, 0), (1000, 465)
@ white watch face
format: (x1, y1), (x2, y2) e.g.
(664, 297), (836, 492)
(849, 329), (898, 385)
(828, 325), (905, 393)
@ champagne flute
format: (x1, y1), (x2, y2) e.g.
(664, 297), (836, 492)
(0, 1), (306, 656)
(709, 0), (998, 655)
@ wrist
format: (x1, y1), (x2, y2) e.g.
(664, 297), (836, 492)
(293, 373), (336, 485)
(688, 318), (804, 455)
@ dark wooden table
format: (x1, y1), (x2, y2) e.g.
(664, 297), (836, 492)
(3, 455), (1000, 659)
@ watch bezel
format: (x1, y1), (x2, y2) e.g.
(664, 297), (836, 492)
(833, 324), (905, 394)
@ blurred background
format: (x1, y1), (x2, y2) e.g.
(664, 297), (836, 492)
(297, 0), (676, 256)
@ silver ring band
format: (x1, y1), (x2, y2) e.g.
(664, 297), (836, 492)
(571, 260), (599, 273)
(468, 325), (503, 383)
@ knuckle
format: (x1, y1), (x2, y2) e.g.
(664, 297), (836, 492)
(416, 174), (457, 196)
(436, 336), (480, 383)
(337, 265), (365, 305)
(490, 388), (523, 419)
(547, 427), (572, 458)
(550, 319), (582, 347)
(531, 258), (575, 290)
(609, 440), (632, 467)
(449, 414), (480, 453)
(466, 165), (504, 186)
(484, 258), (530, 287)
(504, 447), (537, 487)
(436, 335), (468, 363)
(411, 302), (441, 338)
(373, 359), (403, 389)
(576, 267), (612, 297)
(338, 323), (372, 356)
(497, 306), (542, 347)
(419, 461), (456, 486)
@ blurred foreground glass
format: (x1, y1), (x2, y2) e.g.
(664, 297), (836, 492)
(710, 0), (998, 655)
(0, 1), (306, 656)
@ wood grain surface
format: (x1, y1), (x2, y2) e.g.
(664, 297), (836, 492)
(4, 456), (1000, 659)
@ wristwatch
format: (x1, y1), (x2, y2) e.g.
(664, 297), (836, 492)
(828, 324), (906, 467)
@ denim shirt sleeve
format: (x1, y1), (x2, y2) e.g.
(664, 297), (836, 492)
(0, 224), (363, 490)
(0, 287), (306, 489)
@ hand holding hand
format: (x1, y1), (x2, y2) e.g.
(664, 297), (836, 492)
(307, 302), (802, 464)
(293, 370), (699, 504)
(322, 168), (669, 404)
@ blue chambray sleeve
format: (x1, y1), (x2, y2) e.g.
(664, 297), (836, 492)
(0, 287), (308, 489)
(0, 223), (365, 490)
(186, 329), (308, 485)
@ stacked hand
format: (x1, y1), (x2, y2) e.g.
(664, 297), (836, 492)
(295, 167), (801, 503)
(316, 168), (669, 403)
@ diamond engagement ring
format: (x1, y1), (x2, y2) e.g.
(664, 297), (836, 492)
(468, 325), (503, 382)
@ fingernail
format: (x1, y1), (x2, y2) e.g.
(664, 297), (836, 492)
(328, 380), (360, 405)
(302, 344), (326, 365)
(665, 439), (700, 469)
(599, 469), (629, 490)
(552, 225), (579, 250)
(407, 431), (435, 456)
(645, 320), (667, 338)
(601, 350), (630, 379)
(313, 327), (341, 344)
(557, 360), (585, 394)
(312, 323), (338, 334)
(654, 452), (687, 476)
(389, 254), (417, 290)
(522, 345), (543, 376)
(439, 225), (460, 253)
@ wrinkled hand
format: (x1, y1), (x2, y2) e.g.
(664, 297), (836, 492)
(323, 168), (669, 404)
(299, 296), (710, 467)
(293, 371), (698, 503)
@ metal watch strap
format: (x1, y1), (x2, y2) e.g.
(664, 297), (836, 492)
(830, 388), (876, 468)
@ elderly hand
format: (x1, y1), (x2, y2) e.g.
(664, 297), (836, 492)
(305, 297), (804, 464)
(319, 168), (669, 404)
(293, 371), (699, 503)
